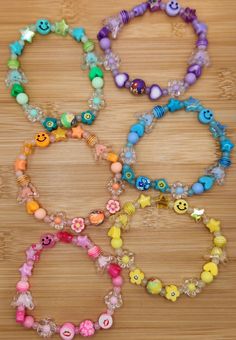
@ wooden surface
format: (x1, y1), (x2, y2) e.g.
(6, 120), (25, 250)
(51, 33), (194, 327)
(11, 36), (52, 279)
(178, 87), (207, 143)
(0, 0), (236, 339)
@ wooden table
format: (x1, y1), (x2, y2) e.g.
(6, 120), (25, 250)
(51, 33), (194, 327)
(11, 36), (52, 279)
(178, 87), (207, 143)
(0, 0), (235, 339)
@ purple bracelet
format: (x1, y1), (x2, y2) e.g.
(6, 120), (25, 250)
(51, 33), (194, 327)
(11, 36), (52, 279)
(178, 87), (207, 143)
(97, 0), (210, 101)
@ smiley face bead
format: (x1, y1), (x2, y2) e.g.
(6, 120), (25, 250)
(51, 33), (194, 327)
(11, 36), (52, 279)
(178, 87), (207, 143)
(40, 234), (56, 249)
(36, 19), (51, 35)
(198, 109), (214, 124)
(165, 1), (181, 16)
(173, 199), (189, 214)
(35, 132), (50, 147)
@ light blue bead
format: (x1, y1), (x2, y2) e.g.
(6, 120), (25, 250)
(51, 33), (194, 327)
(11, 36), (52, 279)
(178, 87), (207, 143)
(128, 132), (139, 144)
(219, 157), (231, 168)
(130, 123), (145, 137)
(9, 41), (23, 56)
(72, 27), (85, 41)
(36, 19), (51, 35)
(198, 176), (214, 191)
(192, 182), (204, 194)
(167, 98), (184, 112)
(198, 108), (214, 124)
(139, 113), (153, 126)
(154, 179), (170, 192)
(175, 187), (184, 195)
(122, 165), (135, 184)
(152, 105), (166, 119)
(135, 176), (151, 191)
(220, 138), (234, 152)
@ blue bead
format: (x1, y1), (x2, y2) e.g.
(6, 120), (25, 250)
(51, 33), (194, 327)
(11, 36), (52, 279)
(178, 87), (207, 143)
(152, 105), (165, 119)
(9, 41), (23, 56)
(139, 113), (153, 127)
(192, 182), (204, 194)
(135, 176), (151, 191)
(130, 123), (145, 137)
(219, 157), (231, 168)
(154, 179), (170, 192)
(167, 98), (184, 112)
(198, 176), (214, 191)
(128, 132), (139, 145)
(220, 138), (234, 152)
(198, 108), (214, 124)
(72, 27), (85, 41)
(36, 19), (51, 35)
(122, 165), (135, 184)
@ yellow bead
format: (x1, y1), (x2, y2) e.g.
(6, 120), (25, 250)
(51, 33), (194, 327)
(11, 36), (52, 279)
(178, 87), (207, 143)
(138, 194), (151, 208)
(111, 238), (123, 249)
(203, 262), (218, 276)
(26, 200), (40, 214)
(214, 235), (227, 248)
(118, 214), (128, 226)
(206, 218), (221, 233)
(187, 283), (196, 292)
(173, 199), (189, 214)
(201, 271), (214, 284)
(108, 226), (121, 239)
(211, 247), (223, 257)
(107, 152), (118, 163)
(123, 202), (135, 215)
(121, 255), (130, 265)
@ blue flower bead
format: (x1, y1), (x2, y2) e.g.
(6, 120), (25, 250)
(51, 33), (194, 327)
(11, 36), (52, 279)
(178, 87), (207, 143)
(154, 179), (170, 192)
(42, 117), (58, 131)
(135, 176), (151, 191)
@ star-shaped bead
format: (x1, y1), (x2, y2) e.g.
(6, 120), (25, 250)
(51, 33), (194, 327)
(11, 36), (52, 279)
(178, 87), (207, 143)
(206, 218), (221, 233)
(19, 262), (33, 277)
(54, 19), (69, 36)
(191, 208), (205, 222)
(72, 125), (84, 139)
(52, 127), (67, 141)
(76, 235), (91, 249)
(155, 194), (170, 208)
(20, 27), (35, 43)
(26, 247), (36, 261)
(138, 194), (151, 208)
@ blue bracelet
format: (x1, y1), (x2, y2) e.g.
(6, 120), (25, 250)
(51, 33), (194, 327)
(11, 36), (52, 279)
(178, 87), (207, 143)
(120, 97), (234, 198)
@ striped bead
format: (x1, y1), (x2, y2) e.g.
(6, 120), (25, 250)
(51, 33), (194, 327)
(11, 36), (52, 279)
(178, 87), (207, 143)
(120, 10), (130, 24)
(88, 245), (102, 259)
(152, 105), (166, 119)
(219, 157), (231, 168)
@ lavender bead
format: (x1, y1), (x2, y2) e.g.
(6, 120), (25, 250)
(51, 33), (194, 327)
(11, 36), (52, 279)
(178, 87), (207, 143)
(99, 37), (111, 50)
(97, 26), (110, 41)
(196, 38), (208, 48)
(115, 73), (129, 88)
(180, 7), (197, 23)
(119, 10), (130, 24)
(133, 3), (148, 17)
(185, 73), (197, 85)
(192, 20), (208, 35)
(149, 84), (163, 100)
(188, 64), (202, 78)
(148, 0), (161, 12)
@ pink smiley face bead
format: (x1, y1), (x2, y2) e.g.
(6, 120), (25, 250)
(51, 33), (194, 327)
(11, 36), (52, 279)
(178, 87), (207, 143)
(40, 233), (56, 248)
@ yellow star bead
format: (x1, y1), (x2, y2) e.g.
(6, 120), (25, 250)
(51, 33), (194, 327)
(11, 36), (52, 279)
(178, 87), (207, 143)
(108, 226), (121, 239)
(54, 19), (69, 36)
(20, 27), (35, 43)
(138, 194), (151, 208)
(52, 127), (67, 141)
(206, 218), (221, 233)
(155, 194), (170, 208)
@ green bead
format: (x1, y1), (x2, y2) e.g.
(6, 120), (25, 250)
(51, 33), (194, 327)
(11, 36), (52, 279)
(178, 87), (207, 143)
(92, 77), (104, 89)
(83, 39), (95, 53)
(60, 112), (76, 128)
(89, 66), (104, 81)
(16, 93), (29, 105)
(8, 59), (20, 69)
(11, 83), (25, 97)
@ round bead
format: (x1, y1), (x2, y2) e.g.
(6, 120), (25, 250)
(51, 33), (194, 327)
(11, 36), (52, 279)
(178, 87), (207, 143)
(130, 123), (145, 137)
(16, 93), (29, 105)
(83, 39), (95, 52)
(146, 278), (162, 295)
(8, 59), (20, 69)
(16, 280), (29, 292)
(111, 162), (122, 174)
(185, 73), (197, 85)
(201, 271), (214, 284)
(23, 316), (35, 329)
(99, 37), (111, 50)
(123, 202), (136, 215)
(60, 322), (76, 340)
(108, 263), (122, 278)
(198, 109), (214, 124)
(130, 79), (146, 95)
(165, 0), (181, 16)
(128, 132), (139, 145)
(152, 105), (165, 119)
(34, 208), (47, 220)
(61, 112), (76, 128)
(112, 275), (123, 287)
(192, 182), (204, 194)
(111, 238), (123, 249)
(214, 235), (227, 248)
(98, 314), (113, 330)
(36, 19), (51, 35)
(92, 77), (104, 89)
(88, 245), (101, 259)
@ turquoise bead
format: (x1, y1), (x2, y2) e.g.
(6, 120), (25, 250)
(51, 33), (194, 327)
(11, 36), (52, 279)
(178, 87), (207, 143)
(154, 179), (170, 192)
(72, 27), (85, 41)
(9, 41), (23, 56)
(36, 19), (51, 35)
(198, 109), (214, 124)
(130, 123), (145, 137)
(167, 98), (184, 112)
(220, 139), (234, 152)
(42, 117), (58, 131)
(81, 110), (95, 125)
(122, 165), (135, 184)
(198, 176), (215, 191)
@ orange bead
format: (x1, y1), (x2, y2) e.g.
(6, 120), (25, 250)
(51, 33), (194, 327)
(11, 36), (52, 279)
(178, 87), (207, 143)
(15, 159), (27, 172)
(54, 216), (62, 224)
(107, 153), (118, 163)
(26, 200), (40, 214)
(111, 162), (122, 173)
(112, 183), (120, 190)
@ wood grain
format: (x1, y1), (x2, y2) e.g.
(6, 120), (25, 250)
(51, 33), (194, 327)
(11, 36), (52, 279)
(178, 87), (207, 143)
(0, 0), (236, 339)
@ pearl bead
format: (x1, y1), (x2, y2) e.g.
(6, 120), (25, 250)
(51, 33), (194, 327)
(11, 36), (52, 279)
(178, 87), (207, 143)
(111, 162), (122, 173)
(92, 77), (104, 89)
(34, 208), (47, 220)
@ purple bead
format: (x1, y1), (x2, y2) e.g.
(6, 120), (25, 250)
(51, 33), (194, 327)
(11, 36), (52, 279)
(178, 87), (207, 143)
(130, 79), (146, 95)
(149, 84), (163, 100)
(192, 20), (208, 35)
(185, 73), (197, 85)
(187, 64), (202, 78)
(148, 0), (161, 12)
(180, 7), (197, 23)
(114, 73), (129, 88)
(119, 10), (130, 24)
(196, 38), (209, 48)
(99, 37), (111, 50)
(133, 3), (148, 17)
(97, 26), (110, 41)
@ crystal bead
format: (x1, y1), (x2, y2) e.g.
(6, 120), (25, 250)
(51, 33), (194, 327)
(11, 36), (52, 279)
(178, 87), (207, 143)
(5, 69), (27, 87)
(104, 52), (120, 71)
(23, 104), (44, 122)
(103, 15), (123, 39)
(168, 80), (186, 97)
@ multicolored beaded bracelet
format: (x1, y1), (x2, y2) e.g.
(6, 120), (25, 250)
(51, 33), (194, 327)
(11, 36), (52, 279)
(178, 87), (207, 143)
(6, 18), (105, 128)
(107, 194), (227, 302)
(14, 126), (125, 233)
(12, 231), (124, 338)
(121, 97), (234, 198)
(97, 1), (210, 100)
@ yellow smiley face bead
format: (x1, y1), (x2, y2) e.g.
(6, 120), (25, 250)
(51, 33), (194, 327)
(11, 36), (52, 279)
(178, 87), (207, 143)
(173, 199), (189, 214)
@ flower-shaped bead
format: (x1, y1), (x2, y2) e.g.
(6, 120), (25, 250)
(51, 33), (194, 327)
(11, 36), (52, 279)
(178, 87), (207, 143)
(129, 268), (145, 285)
(88, 91), (105, 111)
(107, 178), (125, 197)
(182, 278), (202, 297)
(165, 285), (180, 302)
(120, 145), (136, 165)
(171, 181), (189, 199)
(79, 320), (95, 337)
(117, 250), (135, 269)
(71, 217), (85, 233)
(81, 110), (95, 125)
(36, 318), (57, 338)
(106, 199), (121, 214)
(168, 80), (186, 97)
(105, 291), (123, 310)
(42, 117), (58, 132)
(49, 212), (67, 230)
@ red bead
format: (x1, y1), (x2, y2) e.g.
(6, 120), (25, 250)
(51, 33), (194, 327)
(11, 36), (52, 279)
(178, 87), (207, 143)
(57, 231), (73, 243)
(107, 263), (121, 278)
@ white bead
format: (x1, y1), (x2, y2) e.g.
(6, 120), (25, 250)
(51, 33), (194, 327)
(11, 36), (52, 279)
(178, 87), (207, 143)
(16, 93), (29, 105)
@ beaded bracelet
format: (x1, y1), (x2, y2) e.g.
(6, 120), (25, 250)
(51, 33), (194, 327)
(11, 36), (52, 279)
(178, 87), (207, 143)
(97, 1), (210, 101)
(107, 194), (227, 302)
(6, 18), (105, 128)
(121, 97), (234, 198)
(12, 231), (123, 338)
(14, 126), (125, 233)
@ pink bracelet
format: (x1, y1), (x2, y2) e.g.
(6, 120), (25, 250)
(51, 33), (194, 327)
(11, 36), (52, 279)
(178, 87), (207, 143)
(14, 126), (125, 233)
(12, 231), (124, 339)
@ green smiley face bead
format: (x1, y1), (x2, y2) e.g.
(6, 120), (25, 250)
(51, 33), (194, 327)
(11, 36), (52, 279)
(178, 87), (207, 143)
(11, 83), (25, 97)
(89, 66), (104, 81)
(83, 39), (95, 53)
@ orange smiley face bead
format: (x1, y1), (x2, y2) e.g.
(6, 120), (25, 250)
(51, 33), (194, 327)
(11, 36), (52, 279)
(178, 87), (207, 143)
(35, 132), (50, 147)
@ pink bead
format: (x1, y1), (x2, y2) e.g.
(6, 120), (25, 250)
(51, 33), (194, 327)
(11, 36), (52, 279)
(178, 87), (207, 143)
(16, 280), (29, 292)
(23, 315), (34, 328)
(108, 263), (121, 278)
(16, 307), (25, 323)
(110, 296), (118, 305)
(114, 286), (121, 294)
(112, 275), (123, 287)
(87, 245), (101, 259)
(34, 208), (47, 220)
(110, 162), (122, 174)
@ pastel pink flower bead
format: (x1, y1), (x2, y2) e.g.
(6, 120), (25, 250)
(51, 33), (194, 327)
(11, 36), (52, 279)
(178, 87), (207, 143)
(34, 208), (47, 220)
(23, 315), (35, 328)
(79, 320), (95, 337)
(16, 280), (29, 292)
(111, 162), (122, 174)
(112, 275), (123, 287)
